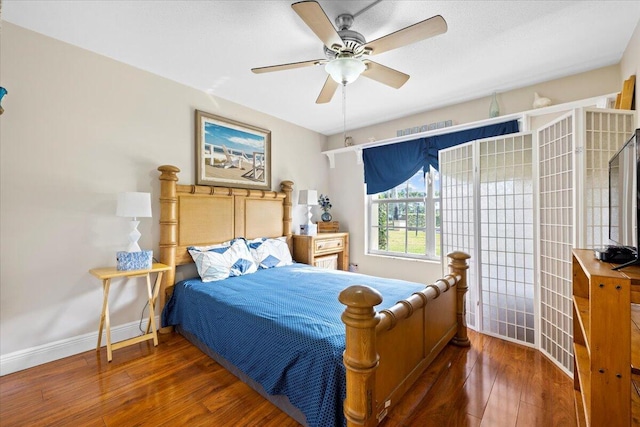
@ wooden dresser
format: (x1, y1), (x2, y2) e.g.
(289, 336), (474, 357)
(292, 232), (349, 271)
(571, 249), (640, 426)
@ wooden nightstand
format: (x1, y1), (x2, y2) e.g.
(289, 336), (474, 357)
(89, 263), (171, 362)
(292, 232), (349, 271)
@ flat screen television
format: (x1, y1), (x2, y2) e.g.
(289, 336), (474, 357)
(608, 128), (640, 270)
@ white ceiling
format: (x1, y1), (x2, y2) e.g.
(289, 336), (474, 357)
(3, 1), (640, 135)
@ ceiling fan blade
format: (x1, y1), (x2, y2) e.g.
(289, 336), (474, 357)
(362, 61), (409, 89)
(316, 76), (339, 104)
(363, 15), (447, 56)
(292, 1), (344, 51)
(251, 59), (326, 74)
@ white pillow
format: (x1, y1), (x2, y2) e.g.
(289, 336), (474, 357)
(246, 236), (293, 269)
(188, 239), (258, 282)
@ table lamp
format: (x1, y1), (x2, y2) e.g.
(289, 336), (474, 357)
(116, 192), (153, 270)
(298, 189), (318, 236)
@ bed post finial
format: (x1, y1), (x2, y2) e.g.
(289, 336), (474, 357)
(281, 180), (293, 242)
(339, 285), (382, 427)
(448, 251), (471, 347)
(158, 164), (180, 180)
(157, 165), (180, 328)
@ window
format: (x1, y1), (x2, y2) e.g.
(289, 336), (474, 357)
(368, 167), (441, 260)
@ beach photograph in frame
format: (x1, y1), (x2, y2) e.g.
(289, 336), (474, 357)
(195, 110), (271, 190)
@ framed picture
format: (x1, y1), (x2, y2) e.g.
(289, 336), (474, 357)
(195, 110), (271, 190)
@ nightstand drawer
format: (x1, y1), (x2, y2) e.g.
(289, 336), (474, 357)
(315, 238), (344, 254)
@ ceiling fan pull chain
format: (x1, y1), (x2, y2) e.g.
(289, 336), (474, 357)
(343, 83), (347, 143)
(342, 84), (354, 147)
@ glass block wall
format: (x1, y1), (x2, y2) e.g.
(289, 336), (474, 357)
(478, 134), (535, 345)
(440, 142), (476, 328)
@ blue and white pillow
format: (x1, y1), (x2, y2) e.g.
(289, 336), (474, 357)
(188, 239), (258, 282)
(247, 236), (293, 269)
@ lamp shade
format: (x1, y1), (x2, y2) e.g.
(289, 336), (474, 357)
(298, 189), (318, 206)
(325, 57), (367, 85)
(116, 192), (152, 218)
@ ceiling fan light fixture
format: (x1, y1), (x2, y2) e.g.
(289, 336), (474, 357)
(325, 57), (366, 85)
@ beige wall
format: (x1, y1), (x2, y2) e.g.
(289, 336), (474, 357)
(324, 65), (631, 285)
(0, 23), (328, 360)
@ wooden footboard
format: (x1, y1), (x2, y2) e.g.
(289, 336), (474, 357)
(339, 251), (470, 427)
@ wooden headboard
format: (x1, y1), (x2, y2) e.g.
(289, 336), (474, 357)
(157, 165), (293, 305)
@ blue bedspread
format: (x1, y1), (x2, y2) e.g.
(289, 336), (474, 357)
(162, 263), (427, 427)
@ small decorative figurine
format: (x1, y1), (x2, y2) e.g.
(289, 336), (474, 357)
(533, 92), (552, 109)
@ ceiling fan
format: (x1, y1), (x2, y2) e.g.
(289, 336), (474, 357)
(251, 0), (447, 104)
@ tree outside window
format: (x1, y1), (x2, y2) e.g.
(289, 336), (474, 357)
(369, 168), (440, 260)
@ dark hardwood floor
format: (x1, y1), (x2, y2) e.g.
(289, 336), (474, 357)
(0, 330), (576, 427)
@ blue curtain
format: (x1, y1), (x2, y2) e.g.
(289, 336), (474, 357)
(363, 138), (428, 195)
(363, 120), (519, 194)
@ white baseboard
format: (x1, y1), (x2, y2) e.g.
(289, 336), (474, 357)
(0, 316), (160, 376)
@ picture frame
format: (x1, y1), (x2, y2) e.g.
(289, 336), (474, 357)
(195, 110), (271, 190)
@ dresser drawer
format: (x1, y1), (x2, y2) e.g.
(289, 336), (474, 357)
(315, 237), (344, 254)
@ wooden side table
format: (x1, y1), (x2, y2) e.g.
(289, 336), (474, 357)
(89, 263), (171, 362)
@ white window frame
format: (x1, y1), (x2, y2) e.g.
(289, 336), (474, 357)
(366, 169), (440, 260)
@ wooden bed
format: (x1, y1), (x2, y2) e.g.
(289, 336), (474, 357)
(157, 164), (470, 427)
